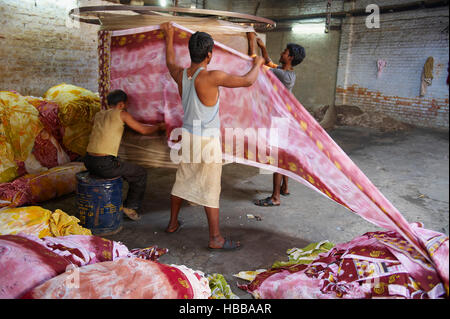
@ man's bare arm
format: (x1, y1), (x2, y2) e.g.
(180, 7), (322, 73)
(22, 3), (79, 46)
(246, 32), (257, 57)
(161, 22), (183, 87)
(121, 111), (166, 135)
(210, 56), (265, 88)
(256, 37), (278, 68)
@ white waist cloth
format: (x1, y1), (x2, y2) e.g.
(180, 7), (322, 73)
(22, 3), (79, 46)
(171, 130), (223, 208)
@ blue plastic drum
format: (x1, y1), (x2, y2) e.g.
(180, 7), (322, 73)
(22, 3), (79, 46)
(76, 171), (123, 236)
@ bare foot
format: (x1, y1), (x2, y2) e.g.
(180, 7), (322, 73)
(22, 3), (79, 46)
(281, 184), (290, 195)
(165, 220), (182, 233)
(270, 196), (281, 205)
(208, 235), (225, 249)
(208, 236), (241, 249)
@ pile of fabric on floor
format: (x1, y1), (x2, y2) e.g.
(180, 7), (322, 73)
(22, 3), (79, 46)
(0, 206), (92, 238)
(1, 233), (210, 299)
(208, 273), (240, 299)
(0, 205), (211, 299)
(0, 84), (101, 208)
(236, 225), (448, 299)
(0, 162), (86, 208)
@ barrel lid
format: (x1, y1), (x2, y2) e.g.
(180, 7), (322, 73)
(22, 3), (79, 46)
(76, 171), (122, 184)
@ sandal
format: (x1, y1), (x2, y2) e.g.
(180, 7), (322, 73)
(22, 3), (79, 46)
(208, 238), (241, 250)
(280, 190), (290, 196)
(165, 220), (183, 234)
(254, 197), (280, 207)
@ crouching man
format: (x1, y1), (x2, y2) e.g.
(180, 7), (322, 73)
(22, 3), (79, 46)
(84, 89), (166, 221)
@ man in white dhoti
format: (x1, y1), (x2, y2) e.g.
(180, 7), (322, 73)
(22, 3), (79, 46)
(161, 22), (264, 250)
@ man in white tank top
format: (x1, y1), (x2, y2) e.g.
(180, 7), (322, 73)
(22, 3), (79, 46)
(161, 22), (264, 250)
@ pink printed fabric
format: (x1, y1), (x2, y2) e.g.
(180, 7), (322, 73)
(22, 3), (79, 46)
(0, 234), (125, 299)
(23, 258), (210, 299)
(27, 96), (76, 165)
(1, 234), (173, 298)
(0, 235), (71, 299)
(129, 246), (169, 261)
(17, 234), (130, 267)
(241, 228), (448, 299)
(99, 23), (448, 288)
(26, 97), (65, 148)
(11, 95), (74, 173)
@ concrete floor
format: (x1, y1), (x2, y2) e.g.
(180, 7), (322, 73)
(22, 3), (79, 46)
(41, 126), (449, 299)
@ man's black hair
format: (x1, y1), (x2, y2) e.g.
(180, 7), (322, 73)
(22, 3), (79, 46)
(287, 43), (306, 66)
(188, 31), (214, 63)
(107, 89), (127, 106)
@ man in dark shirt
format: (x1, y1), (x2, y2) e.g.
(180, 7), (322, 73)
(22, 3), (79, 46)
(247, 32), (306, 207)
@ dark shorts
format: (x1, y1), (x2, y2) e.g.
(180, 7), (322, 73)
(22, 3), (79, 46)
(83, 154), (147, 210)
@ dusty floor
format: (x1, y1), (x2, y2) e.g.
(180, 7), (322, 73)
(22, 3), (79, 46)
(41, 126), (449, 298)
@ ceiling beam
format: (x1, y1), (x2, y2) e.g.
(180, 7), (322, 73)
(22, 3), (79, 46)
(265, 0), (449, 23)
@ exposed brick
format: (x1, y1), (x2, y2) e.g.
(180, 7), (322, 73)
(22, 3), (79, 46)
(0, 0), (112, 96)
(336, 6), (449, 129)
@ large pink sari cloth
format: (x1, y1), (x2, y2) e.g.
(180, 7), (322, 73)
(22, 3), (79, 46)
(99, 23), (448, 291)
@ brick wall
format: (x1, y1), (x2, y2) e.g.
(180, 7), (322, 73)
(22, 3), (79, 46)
(228, 0), (345, 111)
(0, 0), (112, 96)
(336, 6), (449, 129)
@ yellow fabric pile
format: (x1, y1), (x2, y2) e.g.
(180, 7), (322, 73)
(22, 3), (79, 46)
(0, 92), (43, 183)
(43, 83), (101, 156)
(0, 206), (91, 238)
